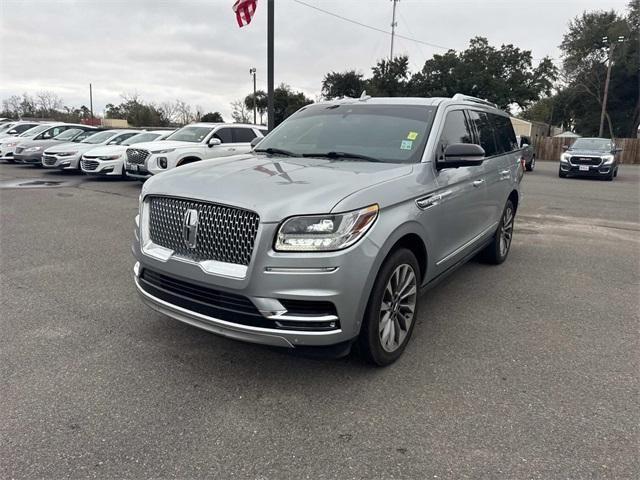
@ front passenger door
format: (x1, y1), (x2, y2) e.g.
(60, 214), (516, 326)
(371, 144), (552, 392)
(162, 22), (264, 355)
(428, 109), (487, 272)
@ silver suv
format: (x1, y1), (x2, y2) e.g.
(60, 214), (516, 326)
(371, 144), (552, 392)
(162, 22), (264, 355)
(132, 94), (522, 365)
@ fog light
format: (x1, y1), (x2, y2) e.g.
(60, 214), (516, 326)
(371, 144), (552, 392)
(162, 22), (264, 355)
(158, 157), (167, 169)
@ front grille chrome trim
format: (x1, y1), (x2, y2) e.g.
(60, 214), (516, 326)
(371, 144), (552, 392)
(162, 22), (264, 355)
(146, 196), (260, 267)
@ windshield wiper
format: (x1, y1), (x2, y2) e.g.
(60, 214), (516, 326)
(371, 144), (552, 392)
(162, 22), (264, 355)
(302, 151), (383, 162)
(254, 147), (299, 157)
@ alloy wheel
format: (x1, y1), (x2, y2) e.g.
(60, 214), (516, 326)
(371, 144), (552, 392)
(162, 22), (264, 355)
(499, 205), (514, 258)
(379, 264), (417, 353)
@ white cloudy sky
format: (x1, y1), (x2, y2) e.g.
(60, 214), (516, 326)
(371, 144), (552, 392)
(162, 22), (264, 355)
(0, 0), (631, 120)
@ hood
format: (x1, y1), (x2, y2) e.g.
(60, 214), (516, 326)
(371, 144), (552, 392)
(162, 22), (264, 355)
(143, 153), (413, 222)
(14, 138), (61, 150)
(83, 145), (127, 157)
(566, 149), (610, 157)
(128, 140), (195, 152)
(45, 142), (105, 154)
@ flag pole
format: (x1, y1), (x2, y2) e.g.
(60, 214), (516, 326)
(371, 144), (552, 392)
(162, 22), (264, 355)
(267, 0), (274, 131)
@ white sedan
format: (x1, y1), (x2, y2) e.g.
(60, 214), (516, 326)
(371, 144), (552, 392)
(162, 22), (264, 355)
(80, 130), (172, 177)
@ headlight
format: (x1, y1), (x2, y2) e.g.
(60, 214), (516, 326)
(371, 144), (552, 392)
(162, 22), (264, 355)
(57, 151), (78, 157)
(602, 154), (614, 164)
(275, 204), (379, 252)
(6, 142), (18, 147)
(98, 154), (121, 160)
(25, 146), (42, 152)
(560, 153), (570, 162)
(151, 148), (175, 154)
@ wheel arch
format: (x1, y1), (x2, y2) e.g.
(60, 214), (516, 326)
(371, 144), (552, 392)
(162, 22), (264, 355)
(176, 156), (202, 167)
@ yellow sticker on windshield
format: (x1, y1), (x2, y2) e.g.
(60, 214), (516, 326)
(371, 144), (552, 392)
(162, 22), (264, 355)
(407, 131), (418, 141)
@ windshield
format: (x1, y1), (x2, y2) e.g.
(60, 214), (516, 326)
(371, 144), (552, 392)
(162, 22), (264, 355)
(81, 131), (117, 144)
(571, 138), (612, 152)
(54, 128), (83, 141)
(255, 104), (437, 163)
(123, 132), (162, 145)
(164, 126), (213, 143)
(19, 124), (51, 137)
(0, 123), (16, 133)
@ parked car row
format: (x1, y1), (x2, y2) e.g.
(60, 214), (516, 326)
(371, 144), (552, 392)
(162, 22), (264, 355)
(1, 120), (267, 180)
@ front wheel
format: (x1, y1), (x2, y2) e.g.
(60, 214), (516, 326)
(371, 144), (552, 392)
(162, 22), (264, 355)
(559, 168), (567, 178)
(480, 199), (515, 265)
(526, 157), (535, 172)
(358, 248), (420, 366)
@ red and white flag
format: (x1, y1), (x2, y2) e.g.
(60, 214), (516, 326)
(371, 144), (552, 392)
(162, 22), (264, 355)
(233, 0), (258, 27)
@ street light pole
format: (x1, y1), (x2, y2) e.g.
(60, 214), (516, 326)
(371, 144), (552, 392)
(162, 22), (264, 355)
(390, 0), (399, 60)
(599, 36), (625, 138)
(249, 67), (257, 124)
(89, 83), (94, 123)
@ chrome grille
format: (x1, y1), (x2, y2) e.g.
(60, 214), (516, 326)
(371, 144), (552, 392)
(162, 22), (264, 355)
(42, 155), (57, 166)
(570, 156), (602, 166)
(147, 196), (260, 266)
(81, 159), (99, 171)
(126, 148), (150, 165)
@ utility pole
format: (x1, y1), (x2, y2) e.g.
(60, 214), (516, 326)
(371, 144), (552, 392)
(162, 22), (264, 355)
(599, 35), (625, 138)
(249, 68), (257, 124)
(267, 0), (274, 131)
(89, 83), (94, 123)
(390, 0), (399, 60)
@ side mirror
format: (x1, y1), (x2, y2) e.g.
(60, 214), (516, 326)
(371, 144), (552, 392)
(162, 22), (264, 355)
(7, 129), (17, 134)
(250, 137), (261, 149)
(437, 143), (485, 169)
(208, 137), (221, 147)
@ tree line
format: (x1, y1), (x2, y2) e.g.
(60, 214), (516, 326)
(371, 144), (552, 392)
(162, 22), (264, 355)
(2, 2), (637, 137)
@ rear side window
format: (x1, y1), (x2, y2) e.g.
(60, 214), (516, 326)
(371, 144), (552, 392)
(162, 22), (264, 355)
(491, 114), (518, 153)
(438, 110), (474, 157)
(213, 127), (233, 143)
(40, 126), (68, 139)
(14, 124), (36, 134)
(467, 111), (498, 156)
(232, 127), (257, 143)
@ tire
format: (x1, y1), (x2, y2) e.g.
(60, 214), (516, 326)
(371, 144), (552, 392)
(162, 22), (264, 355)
(614, 167), (618, 178)
(525, 157), (535, 172)
(558, 168), (567, 178)
(358, 248), (420, 366)
(479, 199), (515, 265)
(606, 170), (614, 181)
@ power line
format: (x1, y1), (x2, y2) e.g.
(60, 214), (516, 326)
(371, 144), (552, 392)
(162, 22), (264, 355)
(292, 0), (452, 51)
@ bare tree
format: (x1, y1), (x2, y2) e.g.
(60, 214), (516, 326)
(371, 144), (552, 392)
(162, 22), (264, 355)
(159, 101), (179, 124)
(35, 91), (64, 117)
(230, 99), (251, 123)
(175, 100), (193, 125)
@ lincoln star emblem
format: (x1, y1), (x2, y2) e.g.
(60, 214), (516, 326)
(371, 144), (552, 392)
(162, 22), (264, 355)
(183, 209), (199, 249)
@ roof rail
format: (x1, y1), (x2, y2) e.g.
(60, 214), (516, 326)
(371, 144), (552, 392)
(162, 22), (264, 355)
(452, 93), (498, 109)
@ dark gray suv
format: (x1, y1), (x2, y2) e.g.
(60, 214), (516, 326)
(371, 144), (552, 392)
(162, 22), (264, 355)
(132, 94), (523, 365)
(559, 137), (621, 180)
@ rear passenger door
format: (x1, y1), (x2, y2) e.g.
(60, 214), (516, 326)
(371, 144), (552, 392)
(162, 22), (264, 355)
(231, 127), (257, 154)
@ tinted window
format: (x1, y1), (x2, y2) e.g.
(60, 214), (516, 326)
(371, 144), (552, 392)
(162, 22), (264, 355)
(73, 130), (98, 142)
(259, 129), (268, 136)
(571, 138), (613, 152)
(491, 114), (518, 153)
(213, 127), (233, 143)
(123, 132), (162, 145)
(438, 110), (474, 157)
(54, 128), (83, 141)
(81, 131), (117, 144)
(19, 124), (51, 137)
(14, 124), (37, 134)
(232, 127), (257, 143)
(467, 111), (498, 156)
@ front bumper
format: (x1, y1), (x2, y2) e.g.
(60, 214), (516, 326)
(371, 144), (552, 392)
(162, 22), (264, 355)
(560, 161), (613, 176)
(124, 161), (152, 179)
(14, 152), (43, 164)
(132, 220), (378, 349)
(42, 153), (81, 170)
(81, 157), (123, 176)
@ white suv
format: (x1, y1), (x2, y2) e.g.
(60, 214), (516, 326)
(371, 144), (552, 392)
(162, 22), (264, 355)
(124, 123), (266, 179)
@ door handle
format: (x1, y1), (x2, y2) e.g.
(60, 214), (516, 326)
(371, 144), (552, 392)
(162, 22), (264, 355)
(499, 169), (510, 180)
(472, 179), (485, 187)
(416, 190), (452, 210)
(227, 148), (236, 151)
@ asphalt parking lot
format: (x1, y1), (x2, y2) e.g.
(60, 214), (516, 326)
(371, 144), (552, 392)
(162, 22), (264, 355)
(1, 161), (638, 479)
